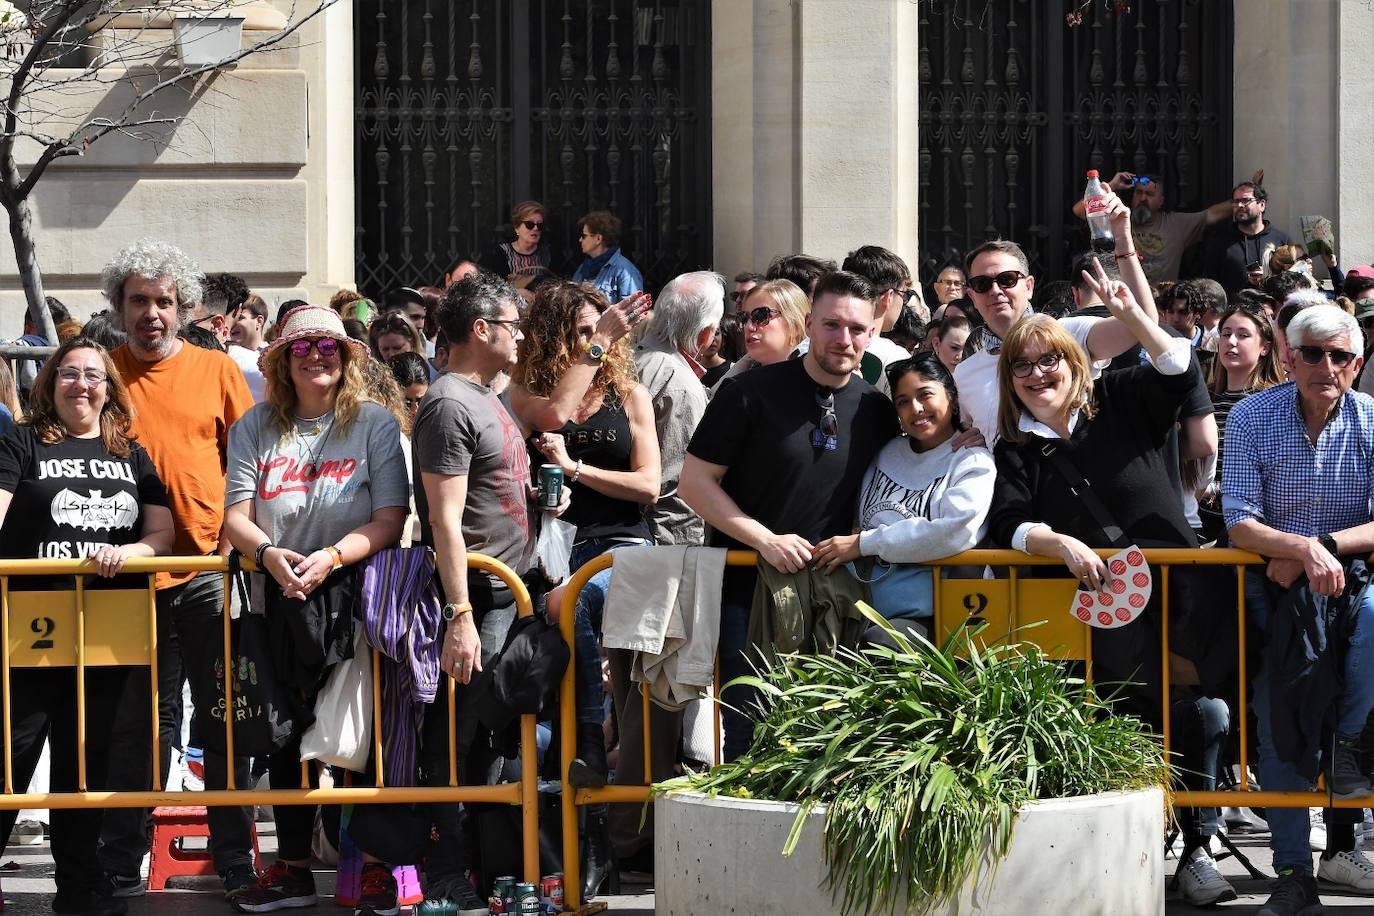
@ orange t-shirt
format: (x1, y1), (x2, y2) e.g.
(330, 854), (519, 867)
(113, 341), (254, 588)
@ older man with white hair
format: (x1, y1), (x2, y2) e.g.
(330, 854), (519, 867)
(1225, 304), (1374, 915)
(633, 269), (723, 545)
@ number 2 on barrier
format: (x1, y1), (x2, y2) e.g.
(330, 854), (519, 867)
(6, 590), (152, 667)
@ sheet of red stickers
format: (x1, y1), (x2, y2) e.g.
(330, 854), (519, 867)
(1068, 545), (1152, 629)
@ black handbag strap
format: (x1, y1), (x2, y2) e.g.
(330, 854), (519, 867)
(1039, 440), (1130, 549)
(229, 550), (251, 611)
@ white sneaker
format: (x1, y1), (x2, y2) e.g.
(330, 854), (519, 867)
(1310, 808), (1328, 852)
(1224, 805), (1268, 833)
(10, 819), (42, 845)
(1318, 848), (1374, 891)
(1178, 846), (1238, 906)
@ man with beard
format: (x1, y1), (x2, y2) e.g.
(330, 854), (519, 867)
(1071, 169), (1263, 286)
(100, 240), (258, 902)
(680, 271), (898, 760)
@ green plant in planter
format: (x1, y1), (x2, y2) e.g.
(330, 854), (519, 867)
(656, 608), (1171, 916)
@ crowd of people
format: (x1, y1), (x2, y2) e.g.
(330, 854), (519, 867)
(0, 186), (1371, 916)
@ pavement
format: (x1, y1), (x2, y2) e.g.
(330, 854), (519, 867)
(3, 816), (1374, 915)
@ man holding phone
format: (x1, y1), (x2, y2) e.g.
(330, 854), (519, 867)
(1201, 179), (1294, 296)
(1071, 168), (1263, 286)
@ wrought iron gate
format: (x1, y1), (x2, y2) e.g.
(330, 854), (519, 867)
(355, 0), (711, 296)
(917, 0), (1234, 283)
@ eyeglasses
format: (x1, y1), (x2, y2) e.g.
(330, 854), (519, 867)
(288, 337), (341, 359)
(521, 220), (544, 231)
(1296, 345), (1357, 368)
(731, 289), (751, 302)
(1010, 351), (1065, 378)
(935, 277), (964, 287)
(56, 366), (107, 385)
(888, 288), (919, 306)
(1232, 197), (1259, 206)
(579, 231), (595, 240)
(967, 270), (1028, 294)
(812, 389), (838, 449)
(743, 306), (780, 329)
(485, 317), (522, 335)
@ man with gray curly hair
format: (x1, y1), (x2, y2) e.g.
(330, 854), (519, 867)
(100, 238), (203, 358)
(100, 240), (258, 901)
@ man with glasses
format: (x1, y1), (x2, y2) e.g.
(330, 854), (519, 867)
(1224, 304), (1374, 913)
(411, 272), (553, 916)
(932, 265), (966, 306)
(954, 198), (1159, 444)
(100, 241), (258, 901)
(731, 271), (762, 314)
(681, 271), (898, 761)
(840, 246), (928, 389)
(1202, 181), (1294, 296)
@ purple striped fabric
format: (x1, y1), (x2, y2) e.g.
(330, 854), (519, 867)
(359, 546), (442, 786)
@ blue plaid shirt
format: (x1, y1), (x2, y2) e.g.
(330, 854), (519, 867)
(1222, 381), (1374, 536)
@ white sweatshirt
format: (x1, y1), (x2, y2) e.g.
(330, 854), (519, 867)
(855, 437), (996, 563)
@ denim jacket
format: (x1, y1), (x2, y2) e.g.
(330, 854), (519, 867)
(573, 246), (644, 301)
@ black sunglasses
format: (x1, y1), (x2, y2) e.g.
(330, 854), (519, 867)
(521, 220), (544, 230)
(1296, 345), (1357, 368)
(967, 270), (1028, 294)
(811, 389), (838, 450)
(743, 306), (779, 328)
(888, 288), (919, 306)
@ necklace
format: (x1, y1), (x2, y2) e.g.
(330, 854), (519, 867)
(296, 414), (335, 469)
(294, 409), (334, 437)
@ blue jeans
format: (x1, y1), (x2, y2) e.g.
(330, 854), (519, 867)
(571, 538), (652, 726)
(717, 570), (758, 763)
(1172, 693), (1230, 841)
(1247, 569), (1374, 873)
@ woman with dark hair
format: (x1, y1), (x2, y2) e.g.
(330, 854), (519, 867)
(367, 310), (426, 363)
(812, 353), (994, 641)
(224, 305), (408, 914)
(697, 320), (733, 388)
(387, 351), (430, 421)
(509, 281), (659, 898)
(571, 210), (643, 302)
(0, 337), (173, 916)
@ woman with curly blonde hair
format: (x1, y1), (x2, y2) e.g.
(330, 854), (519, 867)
(508, 281), (659, 861)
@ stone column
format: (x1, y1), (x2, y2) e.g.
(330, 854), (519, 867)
(712, 0), (920, 281)
(1336, 1), (1374, 267)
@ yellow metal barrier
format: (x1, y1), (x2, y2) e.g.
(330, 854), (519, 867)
(0, 552), (541, 887)
(557, 546), (1370, 911)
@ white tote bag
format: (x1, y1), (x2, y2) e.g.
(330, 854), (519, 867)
(300, 626), (373, 771)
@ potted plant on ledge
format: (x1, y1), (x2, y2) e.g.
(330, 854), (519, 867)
(654, 611), (1171, 916)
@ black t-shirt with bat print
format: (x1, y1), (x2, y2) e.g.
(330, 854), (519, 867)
(0, 425), (167, 589)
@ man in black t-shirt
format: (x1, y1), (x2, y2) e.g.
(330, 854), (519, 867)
(681, 271), (898, 760)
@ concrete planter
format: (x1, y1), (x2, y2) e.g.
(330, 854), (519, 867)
(655, 787), (1163, 916)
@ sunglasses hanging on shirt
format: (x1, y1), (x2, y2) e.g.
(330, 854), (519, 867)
(811, 388), (839, 451)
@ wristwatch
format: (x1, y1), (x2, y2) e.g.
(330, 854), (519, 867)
(584, 341), (608, 363)
(442, 601), (474, 621)
(1319, 534), (1340, 557)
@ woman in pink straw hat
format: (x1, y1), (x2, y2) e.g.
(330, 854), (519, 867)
(223, 304), (409, 915)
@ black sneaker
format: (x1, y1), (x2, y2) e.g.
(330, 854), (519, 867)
(231, 861), (318, 913)
(1256, 869), (1323, 916)
(1330, 741), (1372, 799)
(222, 864), (259, 902)
(102, 874), (144, 899)
(354, 864), (398, 916)
(420, 871), (487, 916)
(52, 888), (128, 916)
(447, 875), (488, 916)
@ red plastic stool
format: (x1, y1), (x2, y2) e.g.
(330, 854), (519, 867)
(148, 805), (263, 891)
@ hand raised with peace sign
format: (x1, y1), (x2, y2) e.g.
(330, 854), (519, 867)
(1080, 255), (1143, 324)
